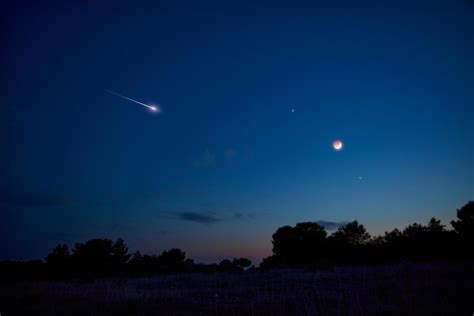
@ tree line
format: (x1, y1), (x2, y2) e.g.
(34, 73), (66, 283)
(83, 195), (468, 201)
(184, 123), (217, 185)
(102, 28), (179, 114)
(0, 201), (472, 280)
(0, 240), (253, 280)
(262, 201), (473, 268)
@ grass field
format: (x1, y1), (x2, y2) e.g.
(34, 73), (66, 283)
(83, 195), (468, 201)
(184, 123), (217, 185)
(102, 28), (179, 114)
(1, 261), (473, 315)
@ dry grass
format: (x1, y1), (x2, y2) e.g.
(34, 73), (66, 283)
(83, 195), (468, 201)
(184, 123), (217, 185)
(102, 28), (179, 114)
(1, 261), (473, 315)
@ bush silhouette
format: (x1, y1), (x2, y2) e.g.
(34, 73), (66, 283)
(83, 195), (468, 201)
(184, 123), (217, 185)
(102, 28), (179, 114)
(259, 255), (283, 270)
(218, 259), (238, 272)
(232, 257), (252, 270)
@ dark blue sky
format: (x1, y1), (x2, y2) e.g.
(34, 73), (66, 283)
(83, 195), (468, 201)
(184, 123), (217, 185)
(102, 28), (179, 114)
(1, 0), (472, 263)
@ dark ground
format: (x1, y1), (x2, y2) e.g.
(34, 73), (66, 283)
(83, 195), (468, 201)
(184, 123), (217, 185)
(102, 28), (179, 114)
(1, 261), (473, 316)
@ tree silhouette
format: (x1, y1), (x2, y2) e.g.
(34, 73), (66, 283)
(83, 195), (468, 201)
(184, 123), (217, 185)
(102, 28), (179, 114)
(111, 238), (130, 274)
(331, 221), (371, 246)
(451, 201), (474, 240)
(427, 217), (446, 233)
(112, 238), (130, 262)
(159, 248), (186, 265)
(72, 238), (130, 276)
(383, 228), (403, 244)
(403, 223), (426, 239)
(158, 248), (186, 272)
(272, 225), (297, 259)
(272, 222), (327, 266)
(126, 248), (189, 275)
(45, 244), (70, 277)
(295, 222), (327, 243)
(45, 244), (70, 265)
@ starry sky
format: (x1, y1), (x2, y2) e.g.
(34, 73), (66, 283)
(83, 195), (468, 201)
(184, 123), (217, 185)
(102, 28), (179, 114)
(1, 0), (472, 264)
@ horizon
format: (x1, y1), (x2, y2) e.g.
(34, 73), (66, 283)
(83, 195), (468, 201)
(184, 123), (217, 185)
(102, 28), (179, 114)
(1, 0), (472, 265)
(1, 203), (469, 265)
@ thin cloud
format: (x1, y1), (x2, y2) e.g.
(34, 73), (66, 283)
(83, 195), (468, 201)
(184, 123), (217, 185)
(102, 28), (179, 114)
(315, 220), (347, 230)
(233, 212), (244, 219)
(175, 212), (220, 224)
(233, 212), (256, 220)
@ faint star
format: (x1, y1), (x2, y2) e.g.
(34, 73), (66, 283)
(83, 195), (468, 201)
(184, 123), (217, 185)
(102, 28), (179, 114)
(291, 109), (295, 113)
(358, 176), (363, 180)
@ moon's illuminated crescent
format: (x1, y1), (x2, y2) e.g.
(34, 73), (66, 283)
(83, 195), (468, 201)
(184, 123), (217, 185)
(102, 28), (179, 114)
(333, 140), (343, 151)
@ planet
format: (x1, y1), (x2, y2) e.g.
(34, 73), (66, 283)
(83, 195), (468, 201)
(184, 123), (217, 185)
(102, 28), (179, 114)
(332, 140), (343, 151)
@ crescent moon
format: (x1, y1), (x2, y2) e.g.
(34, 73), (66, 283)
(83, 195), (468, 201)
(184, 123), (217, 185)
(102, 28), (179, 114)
(332, 140), (343, 151)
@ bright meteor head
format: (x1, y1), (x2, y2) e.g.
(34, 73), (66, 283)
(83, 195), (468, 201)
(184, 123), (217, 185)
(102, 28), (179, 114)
(149, 105), (161, 113)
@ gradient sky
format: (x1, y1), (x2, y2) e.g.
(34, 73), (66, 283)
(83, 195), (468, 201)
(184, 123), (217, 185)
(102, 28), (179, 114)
(1, 0), (473, 264)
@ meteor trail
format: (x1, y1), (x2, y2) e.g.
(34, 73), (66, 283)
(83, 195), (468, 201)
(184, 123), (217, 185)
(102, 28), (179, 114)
(106, 90), (159, 112)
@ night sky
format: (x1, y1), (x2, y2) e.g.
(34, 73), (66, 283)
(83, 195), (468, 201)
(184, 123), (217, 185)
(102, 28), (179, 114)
(1, 1), (472, 264)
